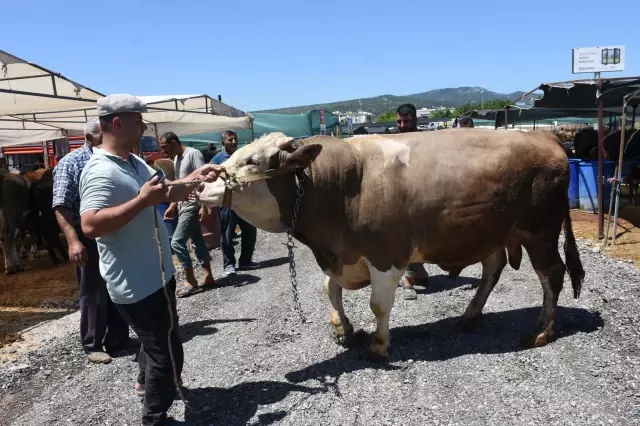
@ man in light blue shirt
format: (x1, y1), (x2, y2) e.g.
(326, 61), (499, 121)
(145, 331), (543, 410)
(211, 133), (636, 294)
(79, 94), (224, 426)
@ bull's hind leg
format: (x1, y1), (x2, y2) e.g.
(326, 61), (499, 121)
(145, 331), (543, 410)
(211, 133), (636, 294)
(367, 260), (403, 361)
(523, 238), (565, 347)
(457, 248), (508, 330)
(323, 276), (354, 346)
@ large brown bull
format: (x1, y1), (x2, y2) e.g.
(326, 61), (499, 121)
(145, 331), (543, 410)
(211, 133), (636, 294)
(197, 130), (585, 360)
(0, 170), (32, 273)
(22, 168), (68, 265)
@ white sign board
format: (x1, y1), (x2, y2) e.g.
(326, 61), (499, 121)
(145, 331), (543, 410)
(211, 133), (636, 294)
(572, 45), (625, 74)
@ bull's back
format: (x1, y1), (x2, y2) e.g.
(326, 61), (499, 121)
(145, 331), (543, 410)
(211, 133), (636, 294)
(343, 130), (569, 264)
(350, 129), (566, 207)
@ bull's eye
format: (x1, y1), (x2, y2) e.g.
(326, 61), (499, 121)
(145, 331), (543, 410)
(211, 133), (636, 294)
(246, 158), (259, 166)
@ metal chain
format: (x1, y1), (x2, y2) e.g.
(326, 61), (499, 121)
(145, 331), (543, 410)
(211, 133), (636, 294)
(286, 169), (307, 323)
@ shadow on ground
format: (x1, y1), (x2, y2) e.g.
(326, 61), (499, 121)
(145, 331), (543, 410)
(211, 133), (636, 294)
(174, 380), (328, 425)
(179, 318), (256, 344)
(416, 273), (482, 295)
(191, 274), (261, 294)
(257, 257), (289, 270)
(284, 306), (604, 384)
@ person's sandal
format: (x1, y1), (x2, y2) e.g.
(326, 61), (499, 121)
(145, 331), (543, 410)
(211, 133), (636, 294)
(402, 286), (418, 300)
(87, 351), (112, 364)
(176, 283), (200, 298)
(135, 382), (145, 397)
(399, 276), (418, 300)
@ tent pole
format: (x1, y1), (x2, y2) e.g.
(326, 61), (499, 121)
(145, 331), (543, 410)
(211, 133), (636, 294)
(612, 105), (628, 245)
(42, 140), (49, 168)
(597, 80), (605, 239)
(250, 117), (255, 142)
(504, 107), (508, 129)
(604, 165), (618, 248)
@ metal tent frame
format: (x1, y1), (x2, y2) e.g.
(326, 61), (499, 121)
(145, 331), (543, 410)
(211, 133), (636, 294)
(0, 50), (254, 148)
(503, 77), (640, 238)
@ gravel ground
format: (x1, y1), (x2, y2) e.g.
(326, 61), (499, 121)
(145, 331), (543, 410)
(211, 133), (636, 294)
(1, 230), (640, 425)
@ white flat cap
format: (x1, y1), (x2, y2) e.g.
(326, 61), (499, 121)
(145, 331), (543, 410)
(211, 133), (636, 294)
(96, 94), (148, 117)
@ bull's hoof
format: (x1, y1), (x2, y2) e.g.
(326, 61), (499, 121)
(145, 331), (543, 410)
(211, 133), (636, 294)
(5, 265), (23, 275)
(333, 329), (354, 347)
(456, 315), (481, 332)
(334, 329), (366, 348)
(447, 268), (462, 280)
(366, 349), (388, 363)
(367, 337), (389, 362)
(521, 329), (557, 348)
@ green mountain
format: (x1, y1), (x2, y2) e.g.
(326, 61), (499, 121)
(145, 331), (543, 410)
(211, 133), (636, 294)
(255, 87), (526, 116)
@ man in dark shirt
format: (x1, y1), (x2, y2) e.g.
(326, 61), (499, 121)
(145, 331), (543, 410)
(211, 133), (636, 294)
(459, 117), (474, 128)
(209, 130), (260, 275)
(52, 118), (131, 363)
(396, 104), (429, 300)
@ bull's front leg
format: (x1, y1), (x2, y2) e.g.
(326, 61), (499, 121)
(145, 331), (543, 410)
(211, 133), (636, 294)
(9, 232), (23, 273)
(323, 276), (354, 346)
(0, 211), (15, 274)
(366, 260), (402, 361)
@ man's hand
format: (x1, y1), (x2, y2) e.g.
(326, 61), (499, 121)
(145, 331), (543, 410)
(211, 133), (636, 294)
(164, 204), (177, 220)
(166, 164), (225, 203)
(199, 205), (210, 222)
(68, 240), (88, 267)
(189, 164), (225, 183)
(138, 176), (167, 207)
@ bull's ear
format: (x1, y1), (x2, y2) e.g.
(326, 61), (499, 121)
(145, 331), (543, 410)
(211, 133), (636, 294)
(283, 144), (322, 168)
(275, 134), (296, 150)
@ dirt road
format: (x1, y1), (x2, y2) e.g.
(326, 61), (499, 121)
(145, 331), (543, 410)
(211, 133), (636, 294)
(1, 231), (639, 425)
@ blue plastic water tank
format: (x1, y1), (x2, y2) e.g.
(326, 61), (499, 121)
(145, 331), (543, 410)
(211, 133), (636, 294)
(578, 160), (615, 212)
(568, 159), (580, 209)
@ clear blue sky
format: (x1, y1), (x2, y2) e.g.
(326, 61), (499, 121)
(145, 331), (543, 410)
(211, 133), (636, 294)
(2, 0), (638, 112)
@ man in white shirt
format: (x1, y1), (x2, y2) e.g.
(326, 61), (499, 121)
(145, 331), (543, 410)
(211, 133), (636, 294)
(160, 132), (216, 297)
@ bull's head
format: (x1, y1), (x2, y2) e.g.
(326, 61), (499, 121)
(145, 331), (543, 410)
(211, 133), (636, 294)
(198, 132), (322, 232)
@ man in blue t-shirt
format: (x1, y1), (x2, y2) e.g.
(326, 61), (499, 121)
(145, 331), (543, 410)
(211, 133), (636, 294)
(210, 130), (260, 275)
(79, 94), (224, 425)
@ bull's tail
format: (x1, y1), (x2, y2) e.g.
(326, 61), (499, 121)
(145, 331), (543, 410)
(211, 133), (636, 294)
(563, 207), (585, 299)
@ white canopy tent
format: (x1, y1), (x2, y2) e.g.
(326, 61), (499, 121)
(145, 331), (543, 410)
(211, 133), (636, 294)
(7, 94), (253, 141)
(0, 50), (104, 116)
(0, 117), (67, 146)
(0, 49), (103, 146)
(0, 50), (253, 147)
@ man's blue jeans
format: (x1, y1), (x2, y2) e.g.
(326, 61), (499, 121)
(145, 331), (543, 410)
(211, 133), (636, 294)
(218, 206), (257, 268)
(170, 205), (211, 270)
